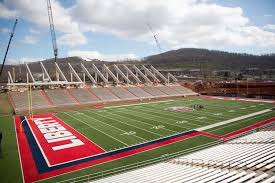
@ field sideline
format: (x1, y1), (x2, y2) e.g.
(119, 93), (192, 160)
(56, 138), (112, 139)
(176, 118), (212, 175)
(55, 97), (274, 151)
(0, 96), (275, 183)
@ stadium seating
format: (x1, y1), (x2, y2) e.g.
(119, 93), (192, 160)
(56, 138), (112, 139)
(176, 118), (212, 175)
(126, 86), (154, 99)
(92, 130), (275, 182)
(156, 85), (183, 96)
(9, 90), (50, 112)
(67, 88), (100, 104)
(45, 89), (78, 106)
(169, 85), (198, 96)
(140, 86), (168, 97)
(109, 87), (138, 100)
(9, 84), (198, 112)
(90, 87), (120, 102)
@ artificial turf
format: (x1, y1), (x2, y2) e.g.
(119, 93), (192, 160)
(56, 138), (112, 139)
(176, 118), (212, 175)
(0, 96), (274, 182)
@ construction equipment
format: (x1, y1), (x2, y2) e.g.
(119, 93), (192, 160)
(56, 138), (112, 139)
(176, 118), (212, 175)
(147, 23), (162, 54)
(0, 19), (18, 78)
(46, 0), (58, 63)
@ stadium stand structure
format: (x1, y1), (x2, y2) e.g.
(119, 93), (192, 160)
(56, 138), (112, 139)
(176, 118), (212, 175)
(108, 87), (138, 101)
(7, 63), (198, 113)
(9, 90), (50, 112)
(45, 89), (78, 106)
(90, 87), (120, 102)
(9, 85), (198, 112)
(126, 86), (154, 99)
(67, 88), (100, 104)
(140, 86), (168, 98)
(92, 129), (275, 183)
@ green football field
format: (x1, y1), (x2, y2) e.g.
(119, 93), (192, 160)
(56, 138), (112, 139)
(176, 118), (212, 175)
(0, 96), (274, 182)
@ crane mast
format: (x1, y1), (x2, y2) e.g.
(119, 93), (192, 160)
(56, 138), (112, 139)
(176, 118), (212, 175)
(147, 23), (162, 54)
(0, 19), (18, 78)
(46, 0), (58, 63)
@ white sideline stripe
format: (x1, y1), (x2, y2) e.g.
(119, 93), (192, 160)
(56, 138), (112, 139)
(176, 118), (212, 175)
(195, 109), (272, 131)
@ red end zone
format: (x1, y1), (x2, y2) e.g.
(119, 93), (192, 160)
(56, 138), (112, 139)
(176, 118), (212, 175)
(24, 114), (105, 166)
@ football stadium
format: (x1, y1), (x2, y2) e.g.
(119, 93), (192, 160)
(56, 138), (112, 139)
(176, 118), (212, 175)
(1, 1), (275, 183)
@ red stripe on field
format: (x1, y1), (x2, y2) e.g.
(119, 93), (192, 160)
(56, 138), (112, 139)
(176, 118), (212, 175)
(198, 117), (275, 140)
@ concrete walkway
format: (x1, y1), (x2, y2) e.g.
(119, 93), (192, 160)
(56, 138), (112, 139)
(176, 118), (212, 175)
(196, 109), (272, 131)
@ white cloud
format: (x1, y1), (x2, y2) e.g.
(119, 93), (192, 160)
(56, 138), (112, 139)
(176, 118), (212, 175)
(68, 50), (138, 61)
(0, 3), (17, 18)
(21, 35), (38, 44)
(58, 32), (87, 47)
(0, 28), (10, 33)
(1, 0), (275, 53)
(29, 28), (40, 34)
(263, 24), (275, 31)
(7, 57), (44, 64)
(0, 0), (85, 46)
(264, 14), (273, 17)
(70, 0), (275, 52)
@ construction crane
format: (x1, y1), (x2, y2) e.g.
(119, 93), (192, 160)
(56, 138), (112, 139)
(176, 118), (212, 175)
(46, 0), (58, 63)
(147, 23), (162, 55)
(0, 19), (18, 78)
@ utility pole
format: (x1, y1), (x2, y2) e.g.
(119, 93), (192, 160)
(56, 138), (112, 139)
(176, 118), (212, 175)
(0, 19), (18, 78)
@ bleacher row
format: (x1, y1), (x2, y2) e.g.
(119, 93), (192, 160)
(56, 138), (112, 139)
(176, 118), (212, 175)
(93, 130), (275, 183)
(9, 85), (197, 112)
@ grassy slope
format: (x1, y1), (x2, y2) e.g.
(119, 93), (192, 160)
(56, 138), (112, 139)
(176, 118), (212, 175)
(0, 116), (22, 183)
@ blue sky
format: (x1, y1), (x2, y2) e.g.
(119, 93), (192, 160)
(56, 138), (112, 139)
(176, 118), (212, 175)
(0, 0), (275, 64)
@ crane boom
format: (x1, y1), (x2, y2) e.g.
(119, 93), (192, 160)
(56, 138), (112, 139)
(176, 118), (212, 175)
(0, 19), (18, 78)
(46, 0), (58, 62)
(147, 23), (162, 54)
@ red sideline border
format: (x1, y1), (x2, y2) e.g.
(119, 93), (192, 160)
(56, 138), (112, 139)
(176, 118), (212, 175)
(15, 115), (275, 183)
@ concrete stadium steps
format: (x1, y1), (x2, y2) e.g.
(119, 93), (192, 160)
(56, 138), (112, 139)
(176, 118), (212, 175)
(9, 90), (50, 111)
(90, 87), (120, 102)
(108, 87), (139, 100)
(126, 86), (154, 99)
(45, 89), (78, 106)
(169, 85), (198, 96)
(227, 131), (275, 144)
(9, 84), (199, 112)
(93, 130), (275, 183)
(140, 86), (168, 97)
(67, 88), (101, 104)
(92, 162), (270, 183)
(156, 85), (183, 96)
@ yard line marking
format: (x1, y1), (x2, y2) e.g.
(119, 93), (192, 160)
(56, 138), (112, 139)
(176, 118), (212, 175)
(81, 112), (147, 142)
(135, 106), (214, 125)
(64, 112), (129, 146)
(87, 111), (156, 140)
(196, 109), (272, 131)
(103, 111), (166, 137)
(122, 108), (190, 130)
(142, 102), (267, 123)
(148, 100), (264, 118)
